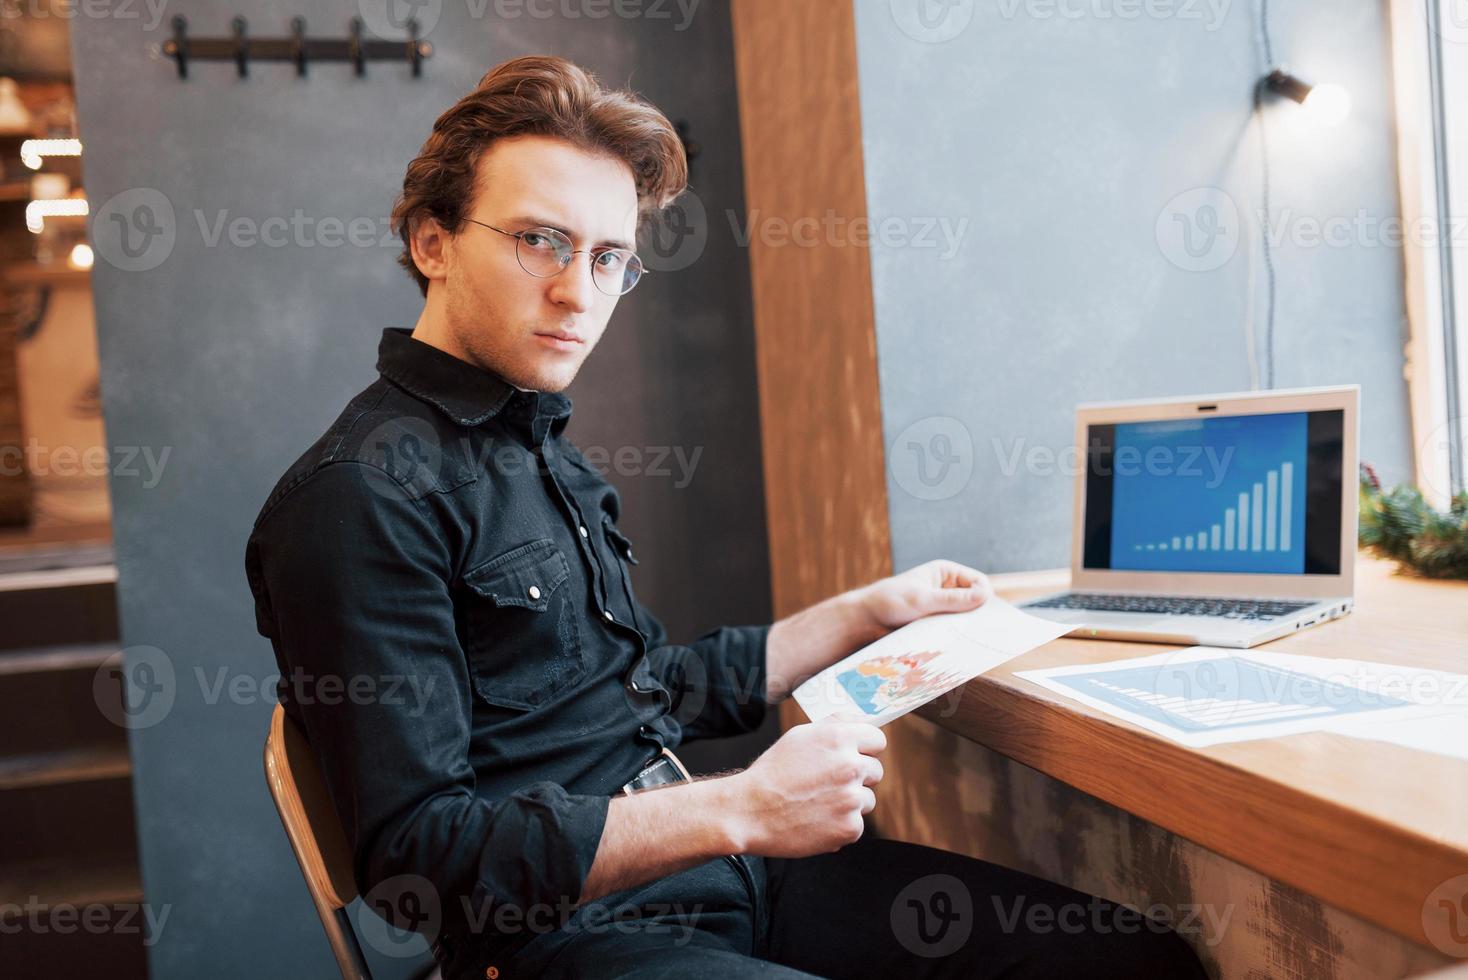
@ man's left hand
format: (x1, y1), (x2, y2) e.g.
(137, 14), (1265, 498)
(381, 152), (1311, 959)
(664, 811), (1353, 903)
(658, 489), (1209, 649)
(857, 559), (993, 634)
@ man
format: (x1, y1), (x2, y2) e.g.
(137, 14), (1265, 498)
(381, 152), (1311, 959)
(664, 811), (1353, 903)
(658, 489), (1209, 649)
(245, 56), (1206, 979)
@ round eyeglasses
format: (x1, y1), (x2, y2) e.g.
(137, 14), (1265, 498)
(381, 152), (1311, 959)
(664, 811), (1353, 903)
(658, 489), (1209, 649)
(463, 218), (647, 297)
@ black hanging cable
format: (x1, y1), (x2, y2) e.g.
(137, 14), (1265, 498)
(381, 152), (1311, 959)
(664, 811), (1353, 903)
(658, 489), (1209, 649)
(1254, 0), (1278, 389)
(1258, 0), (1274, 66)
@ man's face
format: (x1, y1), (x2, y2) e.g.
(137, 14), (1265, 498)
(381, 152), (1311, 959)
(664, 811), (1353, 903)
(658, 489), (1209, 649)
(430, 135), (640, 393)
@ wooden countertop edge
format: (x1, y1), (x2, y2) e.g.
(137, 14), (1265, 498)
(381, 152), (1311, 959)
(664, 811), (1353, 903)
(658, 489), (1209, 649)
(916, 663), (1461, 948)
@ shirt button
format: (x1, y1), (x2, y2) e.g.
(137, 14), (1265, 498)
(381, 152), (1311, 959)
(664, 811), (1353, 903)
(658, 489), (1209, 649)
(603, 610), (614, 622)
(638, 725), (656, 739)
(579, 525), (589, 538)
(528, 585), (541, 600)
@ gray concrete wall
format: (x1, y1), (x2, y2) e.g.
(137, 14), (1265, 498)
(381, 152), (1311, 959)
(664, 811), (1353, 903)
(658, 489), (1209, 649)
(857, 0), (1412, 573)
(69, 2), (767, 975)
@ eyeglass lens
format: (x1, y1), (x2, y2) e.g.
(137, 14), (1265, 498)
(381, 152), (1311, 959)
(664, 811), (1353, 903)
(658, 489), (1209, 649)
(516, 228), (644, 296)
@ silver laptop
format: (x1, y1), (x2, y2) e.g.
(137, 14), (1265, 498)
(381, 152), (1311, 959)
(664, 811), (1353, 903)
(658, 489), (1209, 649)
(1021, 386), (1359, 649)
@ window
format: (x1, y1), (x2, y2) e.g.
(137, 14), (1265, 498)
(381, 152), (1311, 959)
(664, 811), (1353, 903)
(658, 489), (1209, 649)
(1392, 0), (1468, 501)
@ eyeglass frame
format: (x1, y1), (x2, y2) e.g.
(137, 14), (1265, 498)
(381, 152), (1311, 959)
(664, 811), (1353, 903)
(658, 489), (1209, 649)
(460, 217), (649, 296)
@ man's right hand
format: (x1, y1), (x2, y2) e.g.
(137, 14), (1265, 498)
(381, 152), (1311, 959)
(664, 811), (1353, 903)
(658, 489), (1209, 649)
(581, 721), (887, 902)
(724, 722), (887, 858)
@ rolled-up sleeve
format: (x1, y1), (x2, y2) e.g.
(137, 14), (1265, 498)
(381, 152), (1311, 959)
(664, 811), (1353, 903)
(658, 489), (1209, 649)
(637, 603), (771, 741)
(246, 461), (609, 934)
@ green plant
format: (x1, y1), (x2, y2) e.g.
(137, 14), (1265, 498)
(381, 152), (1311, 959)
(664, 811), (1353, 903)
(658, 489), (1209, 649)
(1358, 464), (1468, 579)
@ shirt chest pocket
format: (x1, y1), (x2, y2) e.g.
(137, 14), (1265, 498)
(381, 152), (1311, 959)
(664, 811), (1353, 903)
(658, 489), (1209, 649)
(462, 540), (584, 710)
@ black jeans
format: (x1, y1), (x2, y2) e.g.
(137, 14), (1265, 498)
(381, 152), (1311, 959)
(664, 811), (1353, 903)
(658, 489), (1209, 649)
(461, 837), (1209, 979)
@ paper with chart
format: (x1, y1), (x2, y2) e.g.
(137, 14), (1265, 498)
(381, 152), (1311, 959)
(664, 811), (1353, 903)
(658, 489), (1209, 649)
(1015, 647), (1457, 748)
(1246, 651), (1468, 761)
(792, 598), (1073, 727)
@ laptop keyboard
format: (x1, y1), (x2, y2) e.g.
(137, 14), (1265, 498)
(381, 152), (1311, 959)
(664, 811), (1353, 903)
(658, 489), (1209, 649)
(1026, 593), (1315, 621)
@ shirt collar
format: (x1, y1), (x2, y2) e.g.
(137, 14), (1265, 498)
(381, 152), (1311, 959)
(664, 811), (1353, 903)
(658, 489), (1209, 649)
(375, 328), (572, 427)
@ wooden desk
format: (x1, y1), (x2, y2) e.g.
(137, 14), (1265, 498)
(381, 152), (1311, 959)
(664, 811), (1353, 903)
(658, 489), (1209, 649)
(871, 555), (1467, 978)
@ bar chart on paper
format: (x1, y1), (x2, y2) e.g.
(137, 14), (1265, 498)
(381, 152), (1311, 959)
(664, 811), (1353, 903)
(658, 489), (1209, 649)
(1015, 652), (1422, 747)
(1110, 412), (1310, 574)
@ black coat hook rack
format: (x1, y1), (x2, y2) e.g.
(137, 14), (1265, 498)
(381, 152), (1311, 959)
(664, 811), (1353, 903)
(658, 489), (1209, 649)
(163, 15), (432, 79)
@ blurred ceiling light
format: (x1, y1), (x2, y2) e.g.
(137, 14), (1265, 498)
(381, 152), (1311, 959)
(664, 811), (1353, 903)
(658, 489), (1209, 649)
(31, 173), (69, 199)
(25, 197), (88, 233)
(20, 138), (83, 170)
(69, 243), (95, 270)
(0, 78), (32, 134)
(1264, 70), (1352, 127)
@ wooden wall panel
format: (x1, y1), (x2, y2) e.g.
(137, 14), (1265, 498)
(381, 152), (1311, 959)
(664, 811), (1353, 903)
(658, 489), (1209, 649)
(730, 0), (893, 626)
(0, 301), (33, 526)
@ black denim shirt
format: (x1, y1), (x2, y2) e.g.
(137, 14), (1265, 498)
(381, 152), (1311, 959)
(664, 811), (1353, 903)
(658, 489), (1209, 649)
(244, 328), (769, 951)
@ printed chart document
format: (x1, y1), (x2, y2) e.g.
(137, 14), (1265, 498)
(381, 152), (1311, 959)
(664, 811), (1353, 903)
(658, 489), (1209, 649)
(1247, 652), (1468, 762)
(1015, 647), (1460, 749)
(793, 598), (1072, 726)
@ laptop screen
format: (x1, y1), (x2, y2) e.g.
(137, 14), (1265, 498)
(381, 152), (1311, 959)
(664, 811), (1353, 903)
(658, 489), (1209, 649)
(1082, 409), (1345, 576)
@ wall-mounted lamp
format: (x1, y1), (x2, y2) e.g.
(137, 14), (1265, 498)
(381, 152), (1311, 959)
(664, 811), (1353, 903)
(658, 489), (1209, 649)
(20, 138), (83, 171)
(25, 197), (88, 234)
(1263, 69), (1352, 126)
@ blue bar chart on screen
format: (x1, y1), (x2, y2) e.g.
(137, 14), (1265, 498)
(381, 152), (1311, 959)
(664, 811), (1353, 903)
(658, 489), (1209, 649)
(1109, 412), (1311, 575)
